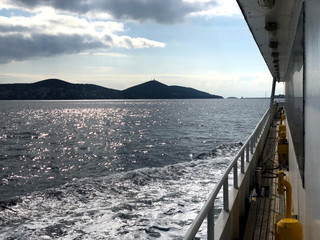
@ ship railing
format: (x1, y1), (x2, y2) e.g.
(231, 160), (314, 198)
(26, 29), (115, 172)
(184, 104), (275, 240)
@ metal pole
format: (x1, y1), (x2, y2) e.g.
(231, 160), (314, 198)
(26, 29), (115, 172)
(246, 144), (249, 162)
(241, 151), (245, 173)
(270, 76), (277, 109)
(208, 207), (215, 240)
(223, 181), (229, 212)
(233, 162), (238, 189)
(250, 138), (254, 154)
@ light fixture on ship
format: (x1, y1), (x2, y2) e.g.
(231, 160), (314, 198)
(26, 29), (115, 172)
(258, 0), (275, 8)
(269, 41), (278, 49)
(265, 22), (278, 38)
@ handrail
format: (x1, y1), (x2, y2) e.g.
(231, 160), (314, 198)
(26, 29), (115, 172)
(184, 106), (272, 240)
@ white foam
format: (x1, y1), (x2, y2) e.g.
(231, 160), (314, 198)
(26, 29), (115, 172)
(0, 147), (239, 239)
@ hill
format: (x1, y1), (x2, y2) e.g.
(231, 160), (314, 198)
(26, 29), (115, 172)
(122, 80), (222, 99)
(0, 79), (122, 100)
(0, 79), (223, 100)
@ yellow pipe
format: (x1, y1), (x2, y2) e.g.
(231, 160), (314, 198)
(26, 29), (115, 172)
(276, 171), (303, 239)
(277, 170), (292, 218)
(280, 113), (285, 125)
(277, 171), (284, 194)
(283, 179), (292, 218)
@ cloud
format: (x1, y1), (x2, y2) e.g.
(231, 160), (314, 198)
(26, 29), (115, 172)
(79, 52), (128, 57)
(0, 0), (238, 64)
(0, 8), (165, 64)
(0, 33), (106, 64)
(190, 0), (241, 17)
(93, 0), (215, 24)
(3, 0), (219, 24)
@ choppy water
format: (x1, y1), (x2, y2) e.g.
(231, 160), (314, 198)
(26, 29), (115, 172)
(0, 99), (268, 239)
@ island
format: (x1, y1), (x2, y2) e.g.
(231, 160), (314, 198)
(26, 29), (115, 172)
(0, 79), (223, 100)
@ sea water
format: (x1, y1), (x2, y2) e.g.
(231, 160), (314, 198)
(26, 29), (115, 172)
(0, 99), (268, 239)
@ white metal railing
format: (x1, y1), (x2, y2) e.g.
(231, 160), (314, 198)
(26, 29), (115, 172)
(184, 106), (273, 240)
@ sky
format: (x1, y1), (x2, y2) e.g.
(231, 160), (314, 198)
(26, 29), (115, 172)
(0, 0), (284, 98)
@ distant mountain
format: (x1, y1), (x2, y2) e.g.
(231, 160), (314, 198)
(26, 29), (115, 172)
(0, 79), (121, 100)
(0, 79), (223, 100)
(123, 80), (222, 99)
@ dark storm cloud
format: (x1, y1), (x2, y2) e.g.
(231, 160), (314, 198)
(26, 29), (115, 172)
(8, 0), (217, 24)
(0, 24), (31, 32)
(95, 0), (210, 24)
(1, 0), (199, 63)
(0, 33), (107, 64)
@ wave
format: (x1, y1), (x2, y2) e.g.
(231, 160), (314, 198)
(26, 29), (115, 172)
(196, 142), (243, 160)
(0, 143), (242, 240)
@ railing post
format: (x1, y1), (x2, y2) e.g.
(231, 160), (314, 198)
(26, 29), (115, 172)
(241, 151), (245, 173)
(255, 131), (257, 146)
(183, 107), (272, 240)
(233, 162), (238, 189)
(223, 181), (229, 212)
(208, 207), (215, 240)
